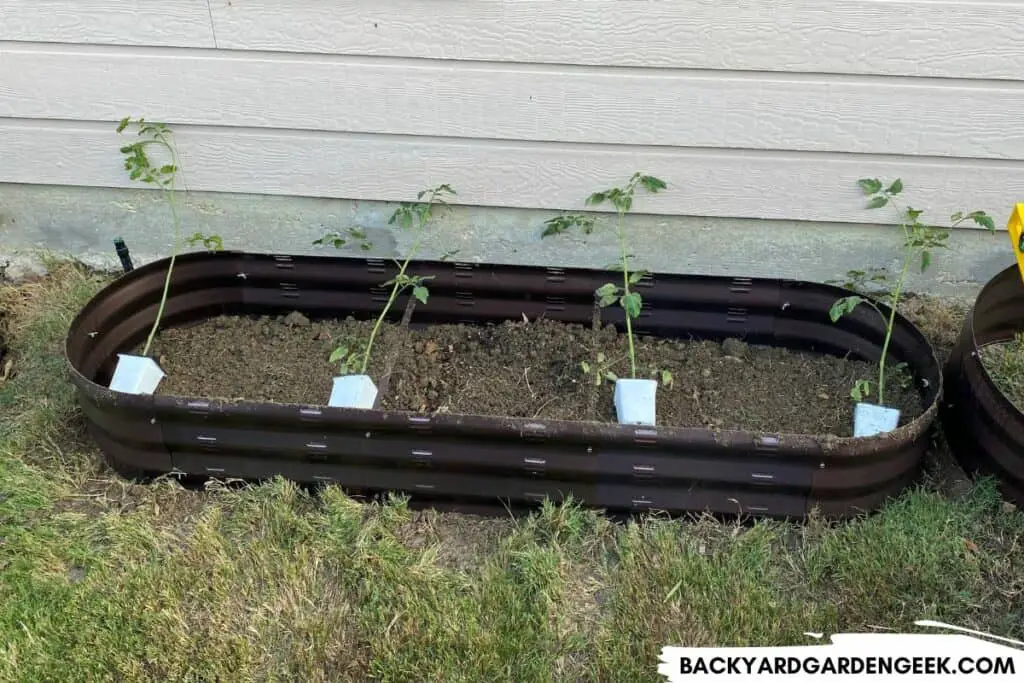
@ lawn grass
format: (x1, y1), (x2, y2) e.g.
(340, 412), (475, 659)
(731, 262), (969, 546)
(0, 261), (1022, 682)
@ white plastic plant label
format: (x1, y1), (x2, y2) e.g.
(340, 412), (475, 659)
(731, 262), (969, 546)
(109, 354), (165, 395)
(614, 378), (658, 426)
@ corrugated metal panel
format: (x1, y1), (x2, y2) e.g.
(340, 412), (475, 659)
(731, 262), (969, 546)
(66, 251), (941, 520)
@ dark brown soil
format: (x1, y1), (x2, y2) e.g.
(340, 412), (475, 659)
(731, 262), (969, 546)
(144, 314), (404, 405)
(599, 327), (922, 434)
(144, 312), (924, 437)
(383, 318), (594, 420)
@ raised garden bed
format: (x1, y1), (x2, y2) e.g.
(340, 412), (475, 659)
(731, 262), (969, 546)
(66, 251), (942, 520)
(942, 263), (1024, 508)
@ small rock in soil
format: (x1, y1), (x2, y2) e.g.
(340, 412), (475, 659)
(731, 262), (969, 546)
(722, 338), (749, 359)
(283, 311), (311, 327)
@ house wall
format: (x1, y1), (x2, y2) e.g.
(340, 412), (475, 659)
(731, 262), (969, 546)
(0, 0), (1019, 290)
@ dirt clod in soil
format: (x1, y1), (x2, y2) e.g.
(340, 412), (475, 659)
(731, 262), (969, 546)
(143, 313), (404, 405)
(146, 313), (925, 436)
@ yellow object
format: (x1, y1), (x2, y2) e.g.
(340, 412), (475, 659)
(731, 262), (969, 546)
(1008, 203), (1024, 285)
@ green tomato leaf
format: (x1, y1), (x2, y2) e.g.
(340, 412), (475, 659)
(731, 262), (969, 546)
(886, 178), (903, 195)
(595, 282), (618, 297)
(621, 292), (642, 319)
(829, 295), (864, 323)
(857, 178), (882, 195)
(641, 175), (667, 192)
(867, 196), (889, 210)
(628, 270), (648, 285)
(971, 212), (996, 231)
(412, 286), (429, 304)
(541, 218), (567, 238)
(850, 379), (872, 403)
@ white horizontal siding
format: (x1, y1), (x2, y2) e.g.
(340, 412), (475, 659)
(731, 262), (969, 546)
(207, 0), (1024, 79)
(4, 44), (1024, 160)
(4, 1), (1023, 80)
(0, 119), (1014, 227)
(0, 0), (215, 48)
(1, 0), (1021, 231)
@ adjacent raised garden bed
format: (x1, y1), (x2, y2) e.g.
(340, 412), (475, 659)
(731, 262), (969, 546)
(66, 251), (941, 519)
(942, 263), (1024, 508)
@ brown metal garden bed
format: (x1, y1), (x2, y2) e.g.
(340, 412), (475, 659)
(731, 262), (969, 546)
(943, 263), (1024, 507)
(65, 251), (941, 519)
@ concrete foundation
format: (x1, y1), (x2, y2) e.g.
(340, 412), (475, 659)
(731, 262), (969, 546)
(0, 183), (1012, 298)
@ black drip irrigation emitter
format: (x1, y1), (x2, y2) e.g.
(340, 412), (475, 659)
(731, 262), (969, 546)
(113, 237), (134, 273)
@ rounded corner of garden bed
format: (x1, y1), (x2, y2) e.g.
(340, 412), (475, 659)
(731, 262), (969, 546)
(64, 251), (943, 521)
(941, 264), (1024, 509)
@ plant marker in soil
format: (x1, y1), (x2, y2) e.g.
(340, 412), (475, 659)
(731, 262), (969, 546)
(614, 377), (658, 426)
(328, 375), (379, 410)
(852, 402), (900, 438)
(109, 353), (166, 395)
